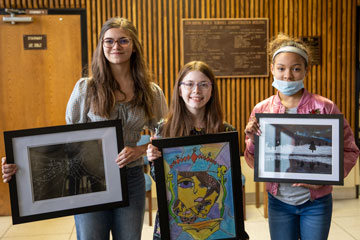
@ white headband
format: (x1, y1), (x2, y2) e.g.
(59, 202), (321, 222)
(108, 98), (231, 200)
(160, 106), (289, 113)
(272, 46), (308, 64)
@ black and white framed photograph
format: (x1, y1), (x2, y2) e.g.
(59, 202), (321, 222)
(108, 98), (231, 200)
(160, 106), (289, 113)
(4, 120), (128, 224)
(153, 132), (247, 240)
(254, 113), (344, 185)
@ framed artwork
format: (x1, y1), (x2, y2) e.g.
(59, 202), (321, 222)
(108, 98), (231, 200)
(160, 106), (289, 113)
(153, 132), (247, 240)
(4, 120), (128, 224)
(254, 113), (344, 185)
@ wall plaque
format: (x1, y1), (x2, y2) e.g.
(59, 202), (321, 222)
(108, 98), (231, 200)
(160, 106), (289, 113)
(300, 36), (321, 65)
(23, 35), (47, 50)
(181, 18), (269, 78)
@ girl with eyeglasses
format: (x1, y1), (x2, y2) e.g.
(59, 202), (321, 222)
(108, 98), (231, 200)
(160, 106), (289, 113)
(244, 33), (359, 240)
(2, 17), (167, 240)
(146, 61), (249, 240)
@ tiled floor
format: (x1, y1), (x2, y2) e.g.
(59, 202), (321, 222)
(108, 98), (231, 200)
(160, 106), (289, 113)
(0, 198), (360, 239)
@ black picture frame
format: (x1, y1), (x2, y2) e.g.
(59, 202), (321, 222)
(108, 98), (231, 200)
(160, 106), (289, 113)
(254, 113), (344, 185)
(153, 131), (247, 240)
(4, 120), (128, 224)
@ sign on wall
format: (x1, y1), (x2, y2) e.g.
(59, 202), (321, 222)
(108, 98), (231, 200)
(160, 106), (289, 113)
(23, 35), (47, 50)
(181, 18), (269, 78)
(300, 36), (321, 65)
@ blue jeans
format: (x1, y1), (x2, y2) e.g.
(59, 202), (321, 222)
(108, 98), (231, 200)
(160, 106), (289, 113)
(75, 166), (145, 240)
(268, 193), (332, 240)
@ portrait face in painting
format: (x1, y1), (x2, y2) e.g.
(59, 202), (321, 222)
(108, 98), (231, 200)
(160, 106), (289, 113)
(173, 171), (220, 224)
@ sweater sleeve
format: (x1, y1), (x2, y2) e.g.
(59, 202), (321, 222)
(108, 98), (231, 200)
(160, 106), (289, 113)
(65, 78), (89, 124)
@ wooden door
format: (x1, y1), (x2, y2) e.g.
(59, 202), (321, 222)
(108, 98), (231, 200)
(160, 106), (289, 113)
(0, 13), (84, 215)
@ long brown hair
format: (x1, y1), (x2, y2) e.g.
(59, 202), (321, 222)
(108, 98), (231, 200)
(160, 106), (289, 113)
(87, 17), (154, 119)
(160, 61), (224, 137)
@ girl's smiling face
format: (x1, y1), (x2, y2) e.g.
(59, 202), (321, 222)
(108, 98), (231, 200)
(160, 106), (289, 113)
(179, 70), (212, 115)
(102, 27), (134, 65)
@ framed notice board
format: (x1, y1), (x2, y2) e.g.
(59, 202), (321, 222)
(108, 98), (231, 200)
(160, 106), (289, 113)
(181, 18), (269, 78)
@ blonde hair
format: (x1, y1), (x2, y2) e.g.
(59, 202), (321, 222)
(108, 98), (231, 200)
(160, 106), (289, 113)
(269, 33), (312, 67)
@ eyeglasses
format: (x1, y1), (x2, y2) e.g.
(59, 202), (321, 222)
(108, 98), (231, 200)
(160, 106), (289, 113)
(179, 81), (212, 90)
(103, 38), (131, 48)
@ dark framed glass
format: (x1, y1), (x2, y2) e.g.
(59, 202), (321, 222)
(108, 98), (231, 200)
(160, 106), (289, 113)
(4, 120), (129, 224)
(103, 37), (131, 48)
(254, 113), (344, 185)
(153, 132), (247, 239)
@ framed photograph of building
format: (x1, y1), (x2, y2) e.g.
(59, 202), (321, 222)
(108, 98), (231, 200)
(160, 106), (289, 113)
(153, 131), (247, 240)
(254, 113), (344, 185)
(4, 120), (128, 224)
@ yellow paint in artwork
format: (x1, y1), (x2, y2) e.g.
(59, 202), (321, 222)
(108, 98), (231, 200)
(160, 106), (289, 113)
(178, 218), (223, 239)
(199, 143), (225, 159)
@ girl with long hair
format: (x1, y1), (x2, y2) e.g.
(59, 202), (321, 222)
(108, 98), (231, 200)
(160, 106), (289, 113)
(146, 61), (248, 240)
(2, 17), (167, 240)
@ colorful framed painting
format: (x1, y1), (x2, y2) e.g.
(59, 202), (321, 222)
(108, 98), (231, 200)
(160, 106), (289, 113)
(254, 113), (344, 185)
(153, 131), (247, 240)
(4, 120), (128, 224)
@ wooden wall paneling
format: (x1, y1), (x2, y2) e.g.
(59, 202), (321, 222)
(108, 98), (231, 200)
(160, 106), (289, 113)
(260, 0), (264, 18)
(268, 0), (272, 37)
(294, 0), (298, 36)
(169, 0), (175, 96)
(206, 0), (210, 17)
(322, 0), (327, 98)
(237, 78), (242, 144)
(343, 1), (349, 119)
(220, 79), (225, 122)
(0, 0), (358, 153)
(350, 0), (356, 126)
(85, 0), (91, 69)
(279, 0), (284, 32)
(127, 0), (132, 20)
(26, 0), (31, 8)
(325, 0), (331, 99)
(90, 0), (96, 63)
(332, 0), (337, 105)
(101, 0), (106, 27)
(316, 0), (322, 97)
(288, 0), (292, 36)
(274, 0), (279, 36)
(336, 0), (341, 108)
(173, 0), (179, 94)
(309, 0), (315, 93)
(231, 79), (236, 131)
(331, 0), (337, 104)
(157, 0), (164, 91)
(142, 0), (148, 79)
(145, 0), (151, 75)
(164, 0), (169, 100)
(226, 78), (231, 123)
(328, 1), (333, 101)
(152, 0), (158, 89)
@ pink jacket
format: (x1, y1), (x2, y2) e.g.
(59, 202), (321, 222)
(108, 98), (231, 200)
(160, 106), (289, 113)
(244, 89), (359, 200)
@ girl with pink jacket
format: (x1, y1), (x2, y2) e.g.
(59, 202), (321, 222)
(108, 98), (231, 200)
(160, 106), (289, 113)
(244, 33), (359, 240)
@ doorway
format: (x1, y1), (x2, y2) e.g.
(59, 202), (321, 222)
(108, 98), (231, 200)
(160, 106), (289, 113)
(0, 9), (88, 215)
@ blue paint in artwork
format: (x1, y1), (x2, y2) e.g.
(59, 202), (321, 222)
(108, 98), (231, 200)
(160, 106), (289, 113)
(162, 142), (236, 239)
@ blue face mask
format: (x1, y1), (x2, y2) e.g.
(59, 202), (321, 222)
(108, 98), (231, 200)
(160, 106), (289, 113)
(272, 78), (304, 96)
